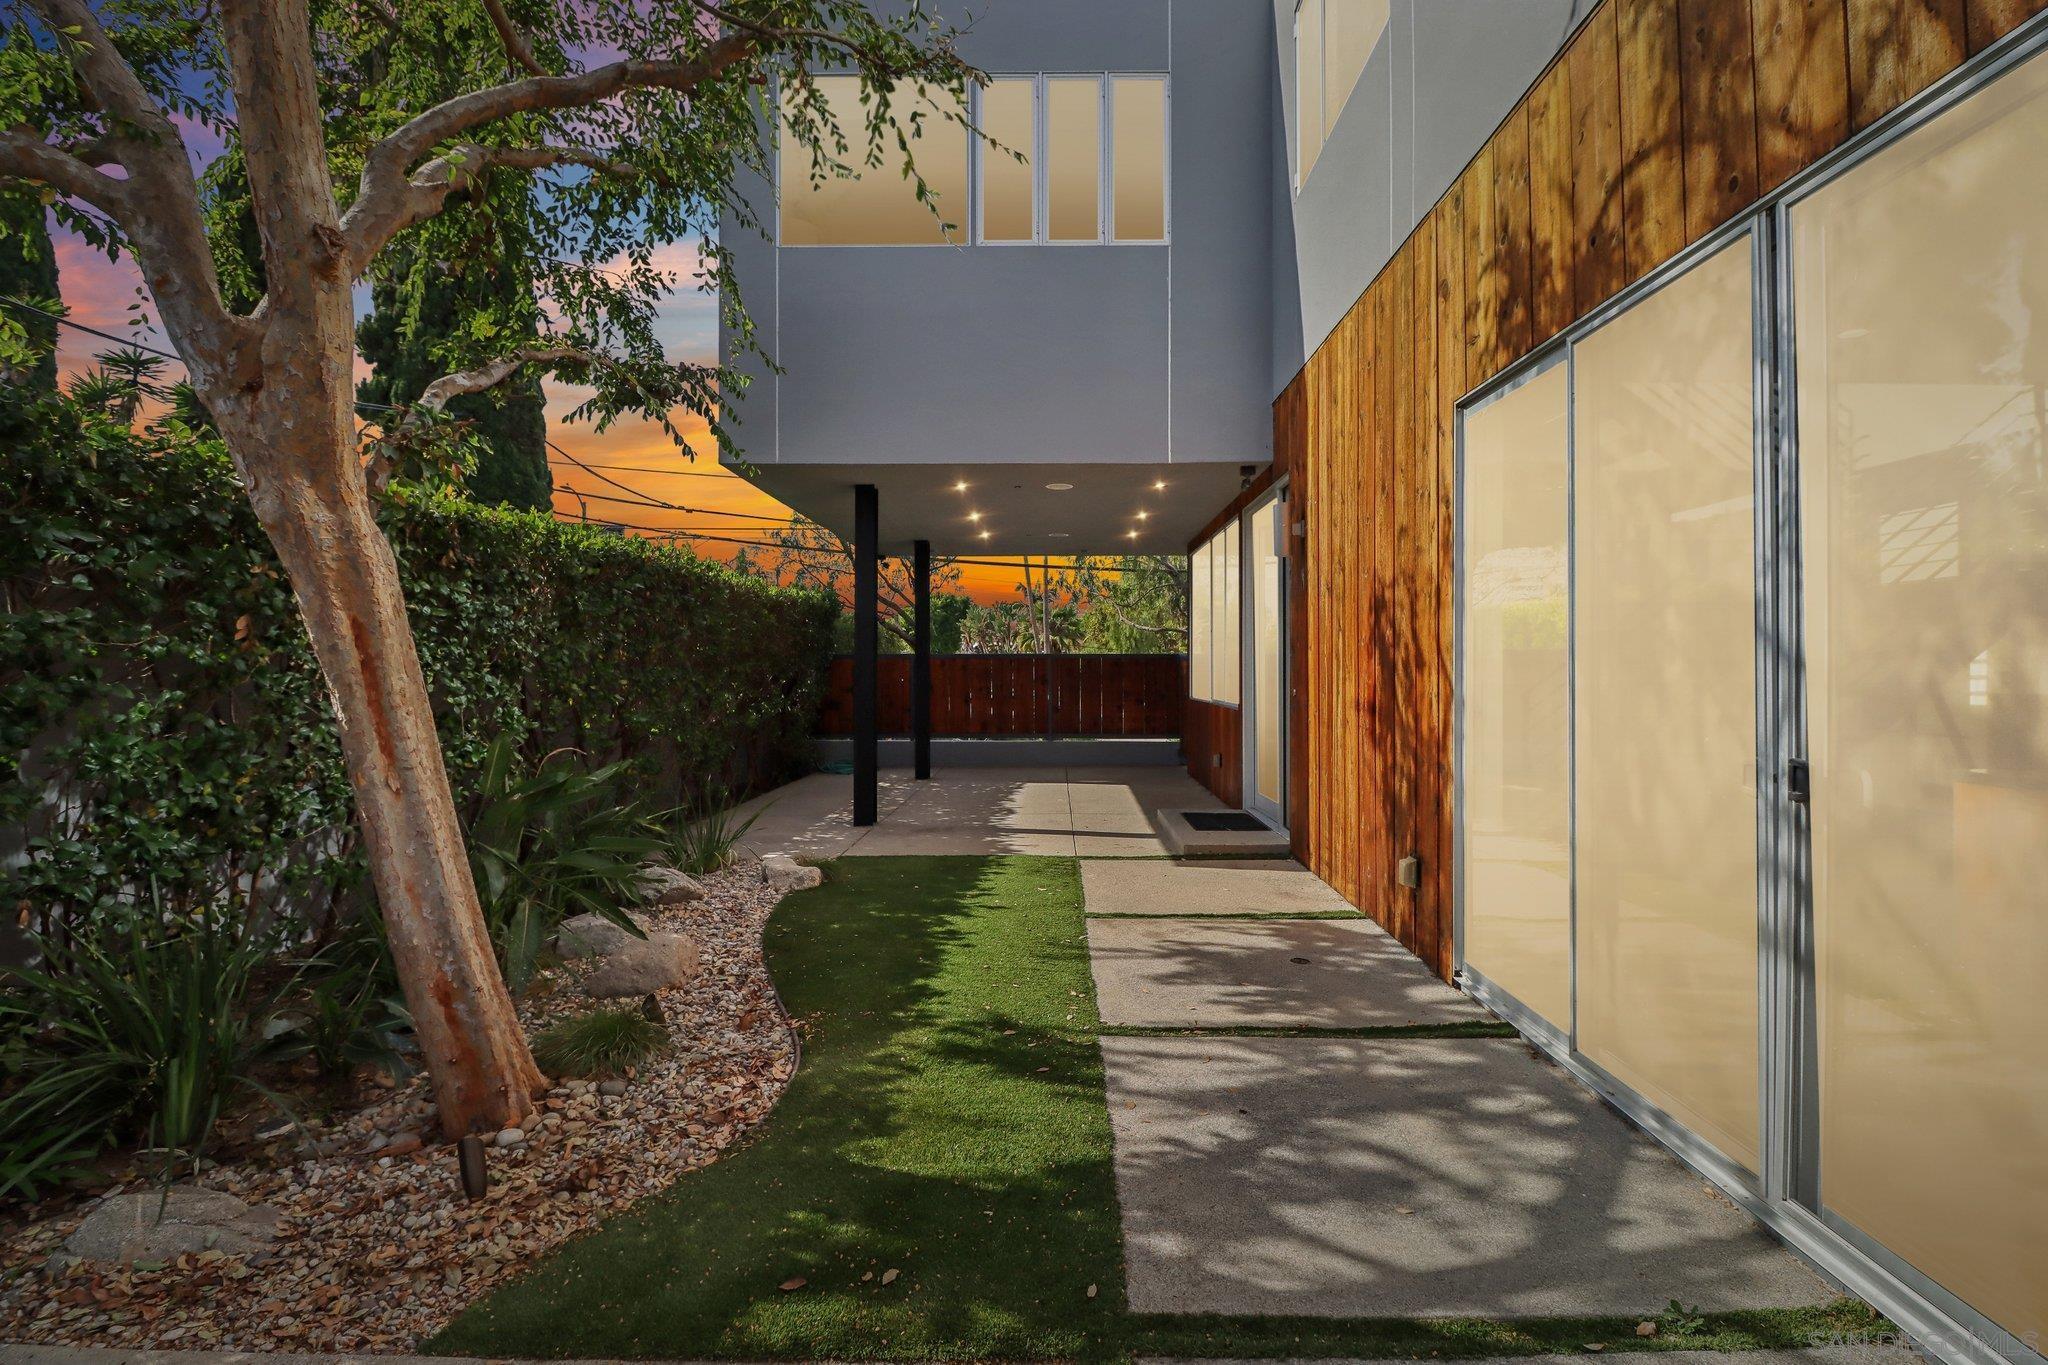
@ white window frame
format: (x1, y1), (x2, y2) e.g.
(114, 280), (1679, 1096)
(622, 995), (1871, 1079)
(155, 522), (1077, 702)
(972, 72), (1171, 247)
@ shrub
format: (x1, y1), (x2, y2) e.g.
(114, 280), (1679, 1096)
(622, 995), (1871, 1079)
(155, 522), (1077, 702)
(658, 787), (768, 876)
(467, 736), (664, 991)
(1, 393), (836, 934)
(0, 889), (295, 1200)
(531, 1007), (667, 1078)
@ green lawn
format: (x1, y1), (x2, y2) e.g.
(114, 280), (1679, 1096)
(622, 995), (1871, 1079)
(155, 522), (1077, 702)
(430, 855), (1884, 1362)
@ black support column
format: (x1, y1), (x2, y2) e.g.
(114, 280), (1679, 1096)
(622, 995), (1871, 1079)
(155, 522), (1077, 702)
(852, 484), (879, 827)
(912, 539), (932, 780)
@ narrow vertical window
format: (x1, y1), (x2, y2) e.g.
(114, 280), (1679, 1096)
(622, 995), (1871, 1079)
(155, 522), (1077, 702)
(1215, 520), (1241, 705)
(1112, 76), (1167, 242)
(1046, 76), (1103, 242)
(1295, 0), (1324, 185)
(978, 77), (1036, 243)
(1190, 540), (1213, 700)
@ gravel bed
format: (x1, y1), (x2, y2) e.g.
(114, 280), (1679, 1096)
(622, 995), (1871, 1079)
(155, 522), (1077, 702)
(0, 858), (803, 1353)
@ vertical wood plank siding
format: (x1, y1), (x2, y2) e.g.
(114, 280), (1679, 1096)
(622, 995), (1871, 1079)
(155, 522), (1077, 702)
(1272, 0), (2045, 978)
(819, 655), (1187, 738)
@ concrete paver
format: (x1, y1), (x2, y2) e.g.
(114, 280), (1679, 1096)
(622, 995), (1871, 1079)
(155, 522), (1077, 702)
(1082, 857), (1354, 917)
(731, 766), (1228, 860)
(1088, 917), (1487, 1029)
(1100, 1035), (1833, 1318)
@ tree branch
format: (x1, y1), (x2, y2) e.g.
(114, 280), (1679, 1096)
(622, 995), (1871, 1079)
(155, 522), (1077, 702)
(345, 34), (755, 268)
(0, 129), (131, 218)
(342, 142), (646, 271)
(26, 0), (177, 140)
(480, 0), (548, 76)
(414, 345), (599, 412)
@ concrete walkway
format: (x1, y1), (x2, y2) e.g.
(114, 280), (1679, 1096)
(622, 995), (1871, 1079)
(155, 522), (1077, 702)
(1082, 857), (1841, 1320)
(735, 766), (1227, 860)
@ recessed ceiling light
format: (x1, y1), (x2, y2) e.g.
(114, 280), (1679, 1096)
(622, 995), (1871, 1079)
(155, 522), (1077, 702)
(954, 481), (969, 492)
(980, 531), (992, 540)
(1136, 510), (1150, 520)
(1047, 532), (1071, 538)
(1152, 480), (1167, 492)
(968, 511), (982, 521)
(1127, 530), (1139, 539)
(1045, 482), (1074, 491)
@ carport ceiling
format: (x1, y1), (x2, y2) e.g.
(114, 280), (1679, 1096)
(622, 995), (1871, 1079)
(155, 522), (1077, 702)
(731, 461), (1260, 556)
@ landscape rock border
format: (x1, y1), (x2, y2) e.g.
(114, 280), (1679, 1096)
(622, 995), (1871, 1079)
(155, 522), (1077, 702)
(0, 852), (814, 1354)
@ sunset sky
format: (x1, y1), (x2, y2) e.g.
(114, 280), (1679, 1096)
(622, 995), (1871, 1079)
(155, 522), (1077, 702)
(46, 220), (1030, 605)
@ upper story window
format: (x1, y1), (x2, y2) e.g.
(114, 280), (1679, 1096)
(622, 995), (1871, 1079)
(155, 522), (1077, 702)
(1294, 0), (1389, 189)
(779, 75), (969, 246)
(976, 74), (1169, 246)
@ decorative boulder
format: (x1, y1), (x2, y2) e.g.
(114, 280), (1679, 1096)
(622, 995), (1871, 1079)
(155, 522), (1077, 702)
(634, 862), (706, 907)
(555, 912), (648, 960)
(582, 932), (701, 998)
(760, 853), (822, 893)
(63, 1187), (280, 1264)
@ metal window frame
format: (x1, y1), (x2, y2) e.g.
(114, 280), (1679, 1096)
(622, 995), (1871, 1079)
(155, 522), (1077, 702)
(971, 72), (1171, 248)
(1449, 16), (2048, 1365)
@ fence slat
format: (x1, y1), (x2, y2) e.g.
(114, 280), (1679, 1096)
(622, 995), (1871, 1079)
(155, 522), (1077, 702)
(816, 655), (1185, 738)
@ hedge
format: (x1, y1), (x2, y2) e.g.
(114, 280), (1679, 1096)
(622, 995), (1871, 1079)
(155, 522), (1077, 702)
(1, 396), (836, 930)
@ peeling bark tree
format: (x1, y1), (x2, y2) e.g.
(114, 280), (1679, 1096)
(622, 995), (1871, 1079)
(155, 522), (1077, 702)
(1, 0), (976, 1139)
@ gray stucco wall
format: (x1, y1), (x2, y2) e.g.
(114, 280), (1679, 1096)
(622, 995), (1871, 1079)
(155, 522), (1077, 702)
(721, 0), (1273, 471)
(1269, 0), (1596, 394)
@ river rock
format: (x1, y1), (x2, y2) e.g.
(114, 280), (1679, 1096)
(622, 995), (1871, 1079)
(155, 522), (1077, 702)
(63, 1187), (280, 1264)
(582, 932), (701, 997)
(555, 912), (647, 960)
(760, 853), (822, 893)
(634, 862), (706, 906)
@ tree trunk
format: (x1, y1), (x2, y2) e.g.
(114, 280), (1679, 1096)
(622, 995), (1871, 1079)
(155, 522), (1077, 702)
(217, 394), (546, 1140)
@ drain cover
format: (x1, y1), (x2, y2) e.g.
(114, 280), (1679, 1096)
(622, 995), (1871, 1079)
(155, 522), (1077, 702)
(1181, 810), (1270, 832)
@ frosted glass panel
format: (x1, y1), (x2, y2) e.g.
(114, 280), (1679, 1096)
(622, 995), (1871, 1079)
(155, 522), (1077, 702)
(1254, 497), (1285, 808)
(1295, 0), (1323, 183)
(1047, 78), (1102, 242)
(1322, 0), (1388, 139)
(1793, 49), (2048, 1344)
(1112, 77), (1167, 242)
(1215, 521), (1241, 706)
(1460, 362), (1572, 1032)
(979, 78), (1035, 243)
(1190, 541), (1213, 702)
(1574, 240), (1759, 1173)
(780, 77), (967, 245)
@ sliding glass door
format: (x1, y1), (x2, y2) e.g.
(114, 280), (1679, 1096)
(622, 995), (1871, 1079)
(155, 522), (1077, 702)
(1789, 47), (2048, 1347)
(1455, 32), (2048, 1353)
(1246, 488), (1289, 828)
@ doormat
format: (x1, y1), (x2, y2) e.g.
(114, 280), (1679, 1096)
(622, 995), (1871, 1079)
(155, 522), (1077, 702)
(1180, 810), (1271, 832)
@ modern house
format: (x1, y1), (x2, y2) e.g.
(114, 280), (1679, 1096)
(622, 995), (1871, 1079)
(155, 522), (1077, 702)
(722, 4), (2048, 1365)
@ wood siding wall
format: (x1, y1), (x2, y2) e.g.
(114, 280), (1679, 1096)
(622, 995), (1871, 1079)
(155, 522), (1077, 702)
(817, 654), (1185, 738)
(1183, 698), (1242, 806)
(1282, 0), (2046, 979)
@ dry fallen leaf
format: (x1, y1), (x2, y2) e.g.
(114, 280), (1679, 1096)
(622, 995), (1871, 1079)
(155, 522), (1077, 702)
(1086, 1283), (1098, 1299)
(881, 1268), (900, 1285)
(777, 1277), (807, 1292)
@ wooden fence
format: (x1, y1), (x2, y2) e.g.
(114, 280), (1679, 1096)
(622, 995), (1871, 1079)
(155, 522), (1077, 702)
(817, 654), (1186, 738)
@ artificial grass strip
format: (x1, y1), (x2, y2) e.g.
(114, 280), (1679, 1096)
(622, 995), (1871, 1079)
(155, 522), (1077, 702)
(1099, 1019), (1519, 1041)
(1085, 909), (1368, 921)
(433, 854), (1887, 1362)
(430, 855), (1127, 1361)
